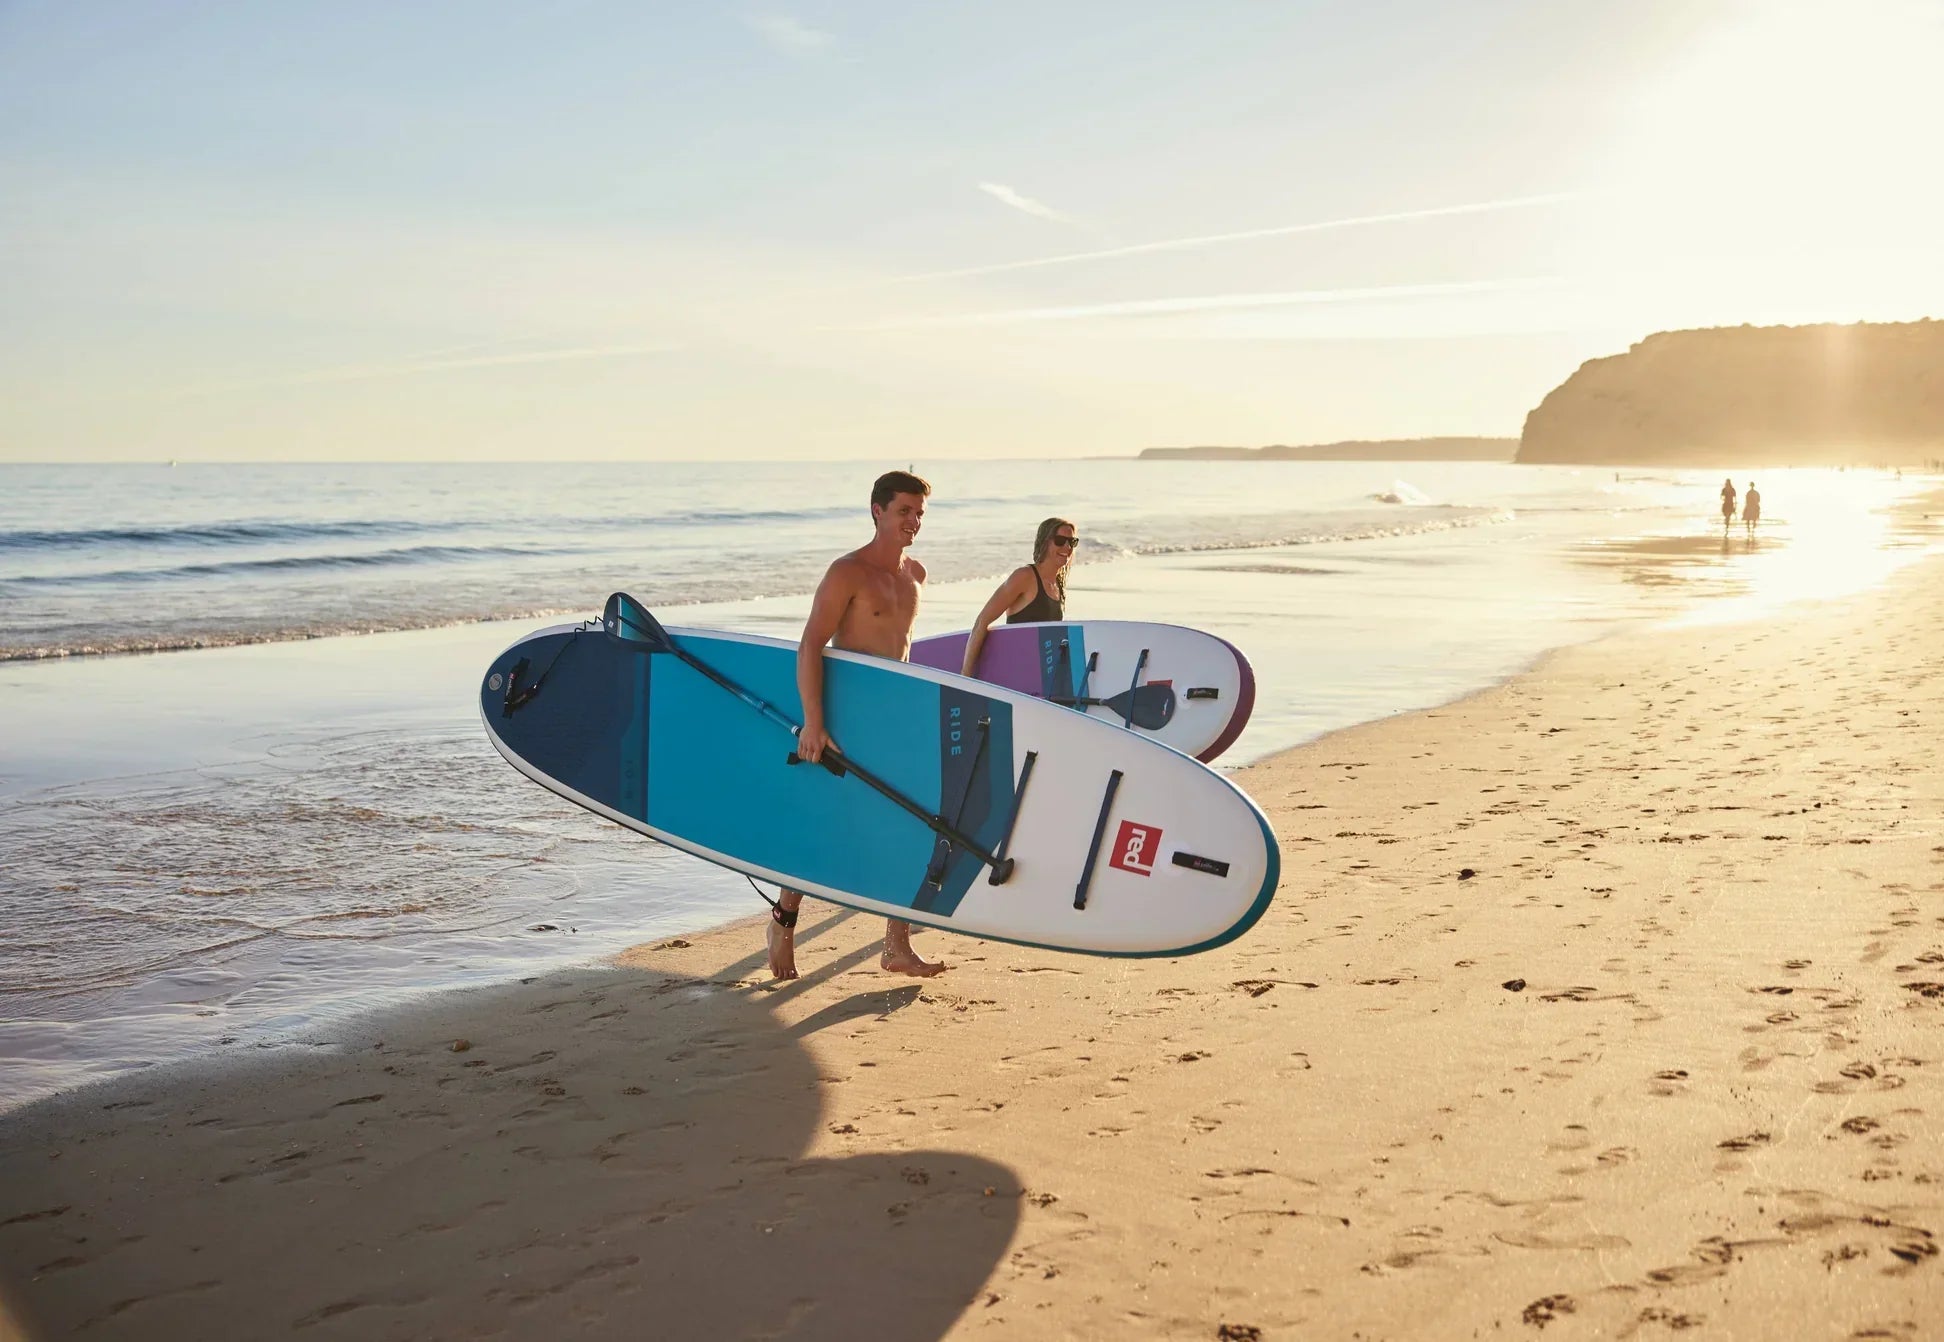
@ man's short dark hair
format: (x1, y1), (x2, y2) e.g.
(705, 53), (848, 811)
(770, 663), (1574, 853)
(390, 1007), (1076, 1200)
(871, 470), (931, 512)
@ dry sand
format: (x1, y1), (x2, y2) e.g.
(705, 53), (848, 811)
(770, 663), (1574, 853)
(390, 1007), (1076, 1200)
(4, 552), (1943, 1341)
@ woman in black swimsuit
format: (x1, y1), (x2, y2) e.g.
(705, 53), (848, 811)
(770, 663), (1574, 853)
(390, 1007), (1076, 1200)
(960, 517), (1077, 675)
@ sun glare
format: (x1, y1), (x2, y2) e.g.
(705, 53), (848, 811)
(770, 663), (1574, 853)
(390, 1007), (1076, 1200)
(1587, 0), (1944, 326)
(1673, 471), (1929, 626)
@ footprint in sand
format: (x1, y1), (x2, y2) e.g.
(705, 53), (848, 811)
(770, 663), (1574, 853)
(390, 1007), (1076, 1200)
(1520, 1294), (1576, 1328)
(1636, 1306), (1705, 1331)
(1816, 1060), (1912, 1095)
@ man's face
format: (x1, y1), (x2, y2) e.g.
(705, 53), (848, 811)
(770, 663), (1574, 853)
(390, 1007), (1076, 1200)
(873, 492), (925, 549)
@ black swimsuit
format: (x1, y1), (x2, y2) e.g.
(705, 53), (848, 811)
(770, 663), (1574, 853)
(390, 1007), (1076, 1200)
(1006, 567), (1064, 624)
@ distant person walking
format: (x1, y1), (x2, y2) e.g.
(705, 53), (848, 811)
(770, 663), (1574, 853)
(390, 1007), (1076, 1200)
(1743, 482), (1761, 534)
(1720, 478), (1738, 529)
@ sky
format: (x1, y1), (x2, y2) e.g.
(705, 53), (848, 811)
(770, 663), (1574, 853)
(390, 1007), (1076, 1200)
(4, 0), (1943, 462)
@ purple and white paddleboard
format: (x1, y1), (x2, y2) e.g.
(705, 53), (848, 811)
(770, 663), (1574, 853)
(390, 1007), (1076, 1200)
(911, 620), (1255, 763)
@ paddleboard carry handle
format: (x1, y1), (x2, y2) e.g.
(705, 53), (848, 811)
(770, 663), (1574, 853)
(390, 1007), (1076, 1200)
(604, 593), (1016, 886)
(1074, 769), (1123, 910)
(987, 750), (1037, 885)
(500, 619), (599, 717)
(1120, 648), (1150, 729)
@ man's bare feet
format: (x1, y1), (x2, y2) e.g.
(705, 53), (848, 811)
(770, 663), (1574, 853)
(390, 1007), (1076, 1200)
(766, 895), (801, 980)
(880, 920), (947, 977)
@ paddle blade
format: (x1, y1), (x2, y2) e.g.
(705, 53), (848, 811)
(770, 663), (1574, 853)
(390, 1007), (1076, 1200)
(1102, 683), (1176, 729)
(603, 592), (671, 653)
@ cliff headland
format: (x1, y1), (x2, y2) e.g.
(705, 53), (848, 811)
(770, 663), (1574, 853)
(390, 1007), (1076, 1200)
(1519, 319), (1944, 467)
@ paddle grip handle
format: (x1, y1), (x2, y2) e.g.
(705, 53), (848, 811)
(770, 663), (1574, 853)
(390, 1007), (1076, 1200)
(785, 751), (848, 779)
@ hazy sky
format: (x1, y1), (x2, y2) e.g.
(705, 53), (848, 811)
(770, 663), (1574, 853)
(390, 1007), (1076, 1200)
(5, 0), (1942, 461)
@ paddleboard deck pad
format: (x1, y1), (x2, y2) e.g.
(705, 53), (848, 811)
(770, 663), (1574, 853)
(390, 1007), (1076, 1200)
(910, 620), (1255, 762)
(479, 594), (1278, 957)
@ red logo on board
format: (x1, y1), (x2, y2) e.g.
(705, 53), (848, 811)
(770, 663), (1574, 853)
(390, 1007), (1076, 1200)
(1108, 820), (1162, 876)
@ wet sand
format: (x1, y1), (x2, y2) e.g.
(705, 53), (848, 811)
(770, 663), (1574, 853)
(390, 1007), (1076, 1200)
(3, 551), (1942, 1340)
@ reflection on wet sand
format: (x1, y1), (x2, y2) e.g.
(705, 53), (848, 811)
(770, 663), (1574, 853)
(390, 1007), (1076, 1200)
(1574, 478), (1942, 620)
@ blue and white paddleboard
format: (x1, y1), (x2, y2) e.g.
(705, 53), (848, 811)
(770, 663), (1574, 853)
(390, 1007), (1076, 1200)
(479, 594), (1279, 958)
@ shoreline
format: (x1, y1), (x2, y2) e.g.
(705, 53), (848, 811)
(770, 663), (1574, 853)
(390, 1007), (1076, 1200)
(5, 547), (1942, 1337)
(4, 489), (1939, 1113)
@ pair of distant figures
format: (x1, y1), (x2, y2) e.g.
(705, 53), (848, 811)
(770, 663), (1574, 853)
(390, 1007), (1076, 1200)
(1720, 478), (1761, 533)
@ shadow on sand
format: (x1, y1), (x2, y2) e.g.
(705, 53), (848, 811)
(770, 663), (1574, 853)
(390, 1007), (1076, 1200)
(0, 934), (1019, 1341)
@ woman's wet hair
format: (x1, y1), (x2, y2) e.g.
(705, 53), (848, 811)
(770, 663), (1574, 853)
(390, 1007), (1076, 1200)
(1032, 517), (1076, 602)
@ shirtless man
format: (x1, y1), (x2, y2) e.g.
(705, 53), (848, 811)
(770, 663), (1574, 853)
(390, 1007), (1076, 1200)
(765, 469), (948, 981)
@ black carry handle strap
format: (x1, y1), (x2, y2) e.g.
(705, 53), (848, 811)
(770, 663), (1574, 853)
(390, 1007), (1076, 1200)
(987, 750), (1037, 881)
(1078, 650), (1099, 699)
(1073, 769), (1123, 910)
(1119, 648), (1150, 728)
(501, 620), (599, 717)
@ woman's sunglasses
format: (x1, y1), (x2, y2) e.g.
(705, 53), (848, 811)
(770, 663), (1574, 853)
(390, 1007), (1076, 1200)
(1050, 535), (1080, 549)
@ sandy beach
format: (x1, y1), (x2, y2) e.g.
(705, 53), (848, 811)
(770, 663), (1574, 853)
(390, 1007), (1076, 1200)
(4, 545), (1942, 1341)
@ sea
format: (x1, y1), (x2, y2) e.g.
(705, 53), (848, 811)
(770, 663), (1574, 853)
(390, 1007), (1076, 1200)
(1, 458), (1935, 1108)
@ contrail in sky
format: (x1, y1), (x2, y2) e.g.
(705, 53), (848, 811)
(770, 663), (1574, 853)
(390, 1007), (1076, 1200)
(978, 182), (1093, 231)
(895, 191), (1581, 283)
(860, 276), (1565, 330)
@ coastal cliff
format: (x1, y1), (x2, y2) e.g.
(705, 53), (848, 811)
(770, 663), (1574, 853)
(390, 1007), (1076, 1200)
(1518, 320), (1944, 466)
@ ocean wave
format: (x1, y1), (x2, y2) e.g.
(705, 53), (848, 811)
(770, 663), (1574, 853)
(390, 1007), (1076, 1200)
(0, 506), (1516, 661)
(1, 543), (570, 589)
(0, 607), (586, 662)
(1097, 505), (1511, 558)
(0, 518), (444, 551)
(1370, 480), (1435, 506)
(0, 502), (873, 554)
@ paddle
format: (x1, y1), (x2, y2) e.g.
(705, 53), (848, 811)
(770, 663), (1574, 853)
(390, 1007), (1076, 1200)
(603, 592), (1017, 886)
(1047, 682), (1176, 730)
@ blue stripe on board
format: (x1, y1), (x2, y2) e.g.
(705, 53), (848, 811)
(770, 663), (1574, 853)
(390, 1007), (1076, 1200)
(911, 684), (1015, 918)
(1035, 625), (1087, 700)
